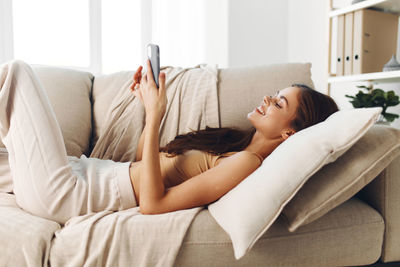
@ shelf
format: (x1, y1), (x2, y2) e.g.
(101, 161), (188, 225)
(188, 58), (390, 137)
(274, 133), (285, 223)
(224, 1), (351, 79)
(328, 70), (400, 83)
(329, 0), (400, 17)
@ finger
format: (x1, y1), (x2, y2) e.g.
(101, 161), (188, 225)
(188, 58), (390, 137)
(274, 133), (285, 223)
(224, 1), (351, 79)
(133, 66), (142, 83)
(132, 87), (143, 100)
(158, 72), (166, 95)
(130, 80), (137, 90)
(146, 59), (155, 84)
(132, 83), (139, 91)
(137, 66), (142, 82)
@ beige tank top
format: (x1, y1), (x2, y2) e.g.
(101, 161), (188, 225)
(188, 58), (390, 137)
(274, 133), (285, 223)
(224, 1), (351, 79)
(131, 150), (263, 188)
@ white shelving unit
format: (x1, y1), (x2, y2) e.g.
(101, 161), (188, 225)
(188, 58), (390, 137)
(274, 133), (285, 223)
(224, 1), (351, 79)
(327, 0), (400, 94)
(328, 69), (400, 83)
(329, 0), (400, 17)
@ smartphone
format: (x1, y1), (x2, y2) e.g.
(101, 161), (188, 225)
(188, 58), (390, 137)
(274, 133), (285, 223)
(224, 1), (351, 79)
(147, 44), (160, 88)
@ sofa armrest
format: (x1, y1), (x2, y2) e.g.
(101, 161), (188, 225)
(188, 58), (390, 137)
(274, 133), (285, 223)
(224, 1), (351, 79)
(357, 155), (400, 263)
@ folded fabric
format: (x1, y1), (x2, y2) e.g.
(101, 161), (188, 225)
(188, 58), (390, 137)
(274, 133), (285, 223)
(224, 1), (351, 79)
(0, 149), (12, 193)
(208, 107), (382, 260)
(282, 124), (400, 232)
(0, 193), (60, 266)
(90, 64), (219, 162)
(49, 206), (202, 267)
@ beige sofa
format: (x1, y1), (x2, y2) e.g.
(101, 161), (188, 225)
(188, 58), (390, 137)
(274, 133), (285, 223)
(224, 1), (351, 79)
(0, 62), (399, 267)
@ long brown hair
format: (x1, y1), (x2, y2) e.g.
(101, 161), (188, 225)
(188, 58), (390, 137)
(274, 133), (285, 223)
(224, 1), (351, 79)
(159, 84), (339, 156)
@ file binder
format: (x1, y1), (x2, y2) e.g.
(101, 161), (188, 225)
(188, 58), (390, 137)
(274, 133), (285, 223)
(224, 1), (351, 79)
(344, 12), (353, 75)
(352, 9), (398, 74)
(336, 15), (345, 76)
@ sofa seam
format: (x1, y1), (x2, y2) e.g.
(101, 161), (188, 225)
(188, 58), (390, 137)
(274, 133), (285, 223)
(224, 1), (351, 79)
(87, 75), (95, 156)
(381, 165), (389, 259)
(182, 221), (384, 245)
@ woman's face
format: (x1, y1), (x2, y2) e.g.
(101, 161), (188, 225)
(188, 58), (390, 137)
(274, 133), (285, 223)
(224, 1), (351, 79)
(247, 86), (301, 140)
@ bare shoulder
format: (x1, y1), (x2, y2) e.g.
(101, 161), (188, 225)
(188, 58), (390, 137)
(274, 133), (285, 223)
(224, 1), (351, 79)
(219, 150), (262, 170)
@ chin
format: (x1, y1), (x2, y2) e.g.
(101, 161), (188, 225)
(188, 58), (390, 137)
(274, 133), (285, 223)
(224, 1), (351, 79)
(247, 111), (255, 121)
(247, 112), (257, 127)
(247, 112), (252, 119)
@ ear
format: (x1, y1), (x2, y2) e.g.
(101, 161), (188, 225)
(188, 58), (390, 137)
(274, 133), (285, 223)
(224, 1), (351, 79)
(281, 129), (296, 140)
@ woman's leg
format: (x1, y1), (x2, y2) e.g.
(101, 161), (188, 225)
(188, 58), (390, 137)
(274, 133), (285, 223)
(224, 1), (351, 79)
(0, 60), (136, 224)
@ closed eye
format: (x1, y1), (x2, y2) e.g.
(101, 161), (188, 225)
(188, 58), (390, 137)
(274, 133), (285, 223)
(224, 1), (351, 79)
(274, 90), (288, 108)
(273, 91), (282, 108)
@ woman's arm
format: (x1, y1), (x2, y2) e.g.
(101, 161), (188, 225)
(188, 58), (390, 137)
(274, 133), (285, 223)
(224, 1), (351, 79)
(135, 125), (146, 161)
(132, 60), (167, 213)
(140, 113), (164, 212)
(141, 151), (261, 214)
(131, 65), (146, 162)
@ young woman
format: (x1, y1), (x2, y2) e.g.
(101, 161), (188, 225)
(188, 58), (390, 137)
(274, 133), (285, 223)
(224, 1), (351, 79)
(129, 61), (338, 215)
(0, 60), (338, 224)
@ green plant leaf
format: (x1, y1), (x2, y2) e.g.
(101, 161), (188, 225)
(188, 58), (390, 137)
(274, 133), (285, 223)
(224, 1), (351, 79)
(371, 88), (384, 97)
(383, 112), (399, 122)
(351, 100), (363, 108)
(346, 86), (399, 118)
(386, 91), (400, 107)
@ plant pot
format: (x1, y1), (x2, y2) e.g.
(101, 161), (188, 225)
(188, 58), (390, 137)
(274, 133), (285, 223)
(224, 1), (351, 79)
(375, 114), (391, 126)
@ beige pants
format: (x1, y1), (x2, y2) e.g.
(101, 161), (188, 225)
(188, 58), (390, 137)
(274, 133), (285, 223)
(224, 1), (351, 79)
(0, 60), (137, 224)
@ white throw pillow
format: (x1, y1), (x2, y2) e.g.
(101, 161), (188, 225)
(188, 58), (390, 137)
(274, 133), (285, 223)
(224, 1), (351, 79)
(207, 107), (382, 260)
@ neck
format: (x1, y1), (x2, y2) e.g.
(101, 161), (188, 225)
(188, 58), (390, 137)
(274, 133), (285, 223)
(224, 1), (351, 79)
(244, 131), (283, 159)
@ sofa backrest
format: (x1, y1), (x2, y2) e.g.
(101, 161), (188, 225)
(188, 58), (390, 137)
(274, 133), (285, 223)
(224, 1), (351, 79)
(91, 63), (314, 146)
(0, 63), (314, 156)
(218, 63), (314, 129)
(0, 65), (93, 158)
(91, 71), (134, 150)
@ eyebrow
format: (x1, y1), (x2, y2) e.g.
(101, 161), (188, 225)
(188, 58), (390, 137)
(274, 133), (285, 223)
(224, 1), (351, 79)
(276, 90), (289, 107)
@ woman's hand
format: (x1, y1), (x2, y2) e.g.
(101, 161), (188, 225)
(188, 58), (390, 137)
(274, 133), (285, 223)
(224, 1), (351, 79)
(130, 65), (143, 92)
(132, 60), (167, 123)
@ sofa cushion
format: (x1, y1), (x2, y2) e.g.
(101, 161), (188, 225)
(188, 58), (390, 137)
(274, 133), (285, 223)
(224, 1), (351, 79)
(356, 155), (400, 262)
(282, 125), (400, 232)
(208, 107), (381, 259)
(218, 63), (314, 130)
(91, 71), (134, 150)
(0, 193), (60, 266)
(0, 65), (94, 158)
(175, 198), (384, 267)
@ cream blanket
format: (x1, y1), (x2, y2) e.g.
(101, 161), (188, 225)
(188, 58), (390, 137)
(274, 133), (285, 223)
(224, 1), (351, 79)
(90, 64), (219, 161)
(49, 64), (220, 266)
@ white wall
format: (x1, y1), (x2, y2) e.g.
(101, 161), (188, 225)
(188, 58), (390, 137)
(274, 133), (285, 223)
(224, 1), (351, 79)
(0, 0), (13, 64)
(203, 0), (229, 68)
(219, 0), (329, 92)
(287, 0), (329, 93)
(227, 0), (289, 67)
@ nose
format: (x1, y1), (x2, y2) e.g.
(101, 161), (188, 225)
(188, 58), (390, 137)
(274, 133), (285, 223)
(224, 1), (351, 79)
(263, 95), (272, 106)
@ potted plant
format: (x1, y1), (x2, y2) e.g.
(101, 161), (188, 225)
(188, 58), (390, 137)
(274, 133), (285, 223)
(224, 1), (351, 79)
(345, 85), (400, 124)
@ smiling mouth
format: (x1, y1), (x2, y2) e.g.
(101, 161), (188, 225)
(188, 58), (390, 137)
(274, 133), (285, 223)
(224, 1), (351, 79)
(256, 106), (266, 115)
